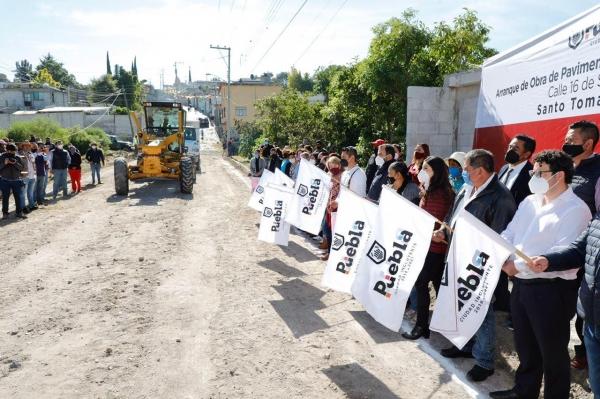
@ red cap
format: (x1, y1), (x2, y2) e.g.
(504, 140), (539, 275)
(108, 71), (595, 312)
(371, 138), (385, 147)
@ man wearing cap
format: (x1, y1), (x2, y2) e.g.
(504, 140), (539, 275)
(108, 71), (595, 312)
(447, 152), (466, 193)
(341, 146), (367, 196)
(366, 138), (385, 190)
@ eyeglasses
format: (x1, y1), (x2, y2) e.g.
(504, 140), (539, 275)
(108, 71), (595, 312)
(528, 169), (553, 178)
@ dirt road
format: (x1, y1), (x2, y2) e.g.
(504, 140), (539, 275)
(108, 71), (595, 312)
(0, 136), (592, 398)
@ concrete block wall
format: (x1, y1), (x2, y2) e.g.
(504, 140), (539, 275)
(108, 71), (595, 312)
(406, 69), (482, 161)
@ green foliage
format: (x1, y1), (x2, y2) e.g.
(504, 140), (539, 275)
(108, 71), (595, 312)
(7, 118), (68, 143)
(274, 72), (289, 86)
(89, 74), (119, 104)
(36, 53), (79, 88)
(312, 65), (344, 99)
(236, 121), (263, 157)
(114, 66), (143, 110)
(287, 68), (314, 92)
(111, 106), (130, 115)
(67, 127), (110, 154)
(106, 52), (112, 75)
(33, 68), (60, 87)
(14, 60), (34, 82)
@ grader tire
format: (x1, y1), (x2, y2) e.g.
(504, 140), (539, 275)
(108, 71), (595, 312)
(180, 157), (194, 194)
(114, 157), (129, 196)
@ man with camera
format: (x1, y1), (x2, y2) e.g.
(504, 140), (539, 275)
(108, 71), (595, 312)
(0, 143), (26, 219)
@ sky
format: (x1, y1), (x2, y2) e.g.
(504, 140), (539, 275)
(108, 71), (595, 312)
(0, 0), (598, 88)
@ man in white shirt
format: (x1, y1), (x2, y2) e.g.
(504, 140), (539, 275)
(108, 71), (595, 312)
(490, 150), (591, 399)
(340, 146), (367, 197)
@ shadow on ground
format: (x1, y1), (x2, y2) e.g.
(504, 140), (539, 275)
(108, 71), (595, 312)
(106, 180), (193, 206)
(322, 363), (399, 399)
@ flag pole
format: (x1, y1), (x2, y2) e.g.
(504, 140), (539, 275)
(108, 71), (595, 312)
(438, 220), (532, 264)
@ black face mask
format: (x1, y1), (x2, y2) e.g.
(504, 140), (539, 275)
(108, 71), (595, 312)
(388, 176), (395, 185)
(341, 159), (348, 168)
(504, 149), (520, 164)
(562, 144), (585, 158)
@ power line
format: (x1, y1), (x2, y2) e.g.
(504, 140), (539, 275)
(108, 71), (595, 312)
(293, 0), (349, 65)
(251, 0), (309, 73)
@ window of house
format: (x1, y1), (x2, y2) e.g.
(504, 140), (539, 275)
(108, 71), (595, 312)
(32, 92), (41, 101)
(235, 106), (247, 117)
(23, 93), (32, 107)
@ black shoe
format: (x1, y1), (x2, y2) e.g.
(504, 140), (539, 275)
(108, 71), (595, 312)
(22, 207), (31, 214)
(16, 213), (27, 219)
(467, 365), (494, 382)
(441, 346), (473, 359)
(2, 213), (8, 220)
(30, 205), (38, 211)
(489, 389), (520, 399)
(402, 326), (430, 340)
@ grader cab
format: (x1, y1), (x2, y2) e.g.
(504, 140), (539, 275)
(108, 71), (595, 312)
(113, 102), (195, 196)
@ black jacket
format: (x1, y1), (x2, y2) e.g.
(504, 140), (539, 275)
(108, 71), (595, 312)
(365, 152), (378, 191)
(367, 159), (394, 202)
(69, 151), (82, 169)
(498, 161), (533, 207)
(545, 215), (600, 335)
(85, 148), (105, 164)
(572, 154), (600, 216)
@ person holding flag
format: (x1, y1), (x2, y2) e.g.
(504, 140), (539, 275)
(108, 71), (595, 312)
(490, 150), (591, 399)
(402, 156), (455, 340)
(433, 149), (516, 382)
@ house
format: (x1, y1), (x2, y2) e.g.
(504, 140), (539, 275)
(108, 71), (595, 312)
(216, 79), (282, 135)
(0, 82), (67, 113)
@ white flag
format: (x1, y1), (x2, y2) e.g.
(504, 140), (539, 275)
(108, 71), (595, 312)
(321, 187), (378, 294)
(351, 186), (436, 331)
(430, 211), (515, 349)
(285, 158), (331, 235)
(248, 169), (275, 212)
(258, 183), (294, 246)
(275, 168), (295, 188)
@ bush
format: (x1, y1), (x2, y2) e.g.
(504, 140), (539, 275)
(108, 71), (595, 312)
(236, 121), (263, 158)
(111, 106), (130, 115)
(7, 118), (68, 143)
(66, 126), (110, 154)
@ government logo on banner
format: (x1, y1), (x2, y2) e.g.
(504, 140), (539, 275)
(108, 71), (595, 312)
(258, 183), (294, 246)
(351, 186), (436, 331)
(321, 187), (378, 294)
(430, 212), (515, 349)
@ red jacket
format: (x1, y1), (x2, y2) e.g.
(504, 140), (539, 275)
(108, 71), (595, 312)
(420, 188), (454, 254)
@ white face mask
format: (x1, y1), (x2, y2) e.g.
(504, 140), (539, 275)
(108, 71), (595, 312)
(417, 169), (430, 189)
(394, 153), (400, 160)
(528, 174), (555, 195)
(375, 155), (384, 167)
(56, 145), (63, 150)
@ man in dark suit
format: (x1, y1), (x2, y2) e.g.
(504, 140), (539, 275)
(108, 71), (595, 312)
(498, 135), (536, 207)
(496, 135), (536, 315)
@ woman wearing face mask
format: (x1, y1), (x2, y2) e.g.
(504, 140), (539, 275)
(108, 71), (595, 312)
(393, 144), (403, 161)
(408, 143), (430, 184)
(321, 156), (343, 261)
(387, 161), (420, 205)
(446, 152), (466, 193)
(403, 156), (455, 340)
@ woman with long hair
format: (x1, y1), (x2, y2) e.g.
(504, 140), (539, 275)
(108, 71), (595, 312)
(320, 156), (343, 261)
(402, 156), (455, 340)
(408, 143), (430, 184)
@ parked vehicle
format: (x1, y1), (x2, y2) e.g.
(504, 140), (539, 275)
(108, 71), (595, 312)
(184, 126), (201, 173)
(108, 135), (134, 151)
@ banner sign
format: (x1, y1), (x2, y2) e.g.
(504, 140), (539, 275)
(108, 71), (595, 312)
(321, 187), (378, 294)
(351, 186), (436, 331)
(474, 5), (600, 164)
(275, 168), (295, 188)
(258, 183), (294, 246)
(248, 169), (275, 212)
(285, 158), (331, 235)
(430, 212), (515, 349)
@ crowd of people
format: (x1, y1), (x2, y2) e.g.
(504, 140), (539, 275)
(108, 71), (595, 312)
(0, 136), (105, 220)
(249, 120), (600, 398)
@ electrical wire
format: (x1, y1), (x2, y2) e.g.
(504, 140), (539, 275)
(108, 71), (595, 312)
(293, 0), (349, 65)
(251, 0), (309, 73)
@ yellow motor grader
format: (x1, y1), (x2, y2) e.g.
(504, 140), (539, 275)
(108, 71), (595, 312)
(113, 101), (195, 195)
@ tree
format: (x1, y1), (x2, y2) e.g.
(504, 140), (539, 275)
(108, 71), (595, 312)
(14, 60), (34, 82)
(423, 9), (497, 85)
(33, 68), (60, 87)
(312, 65), (345, 101)
(114, 66), (143, 110)
(106, 51), (112, 75)
(133, 56), (138, 78)
(287, 67), (313, 92)
(274, 72), (288, 86)
(0, 73), (8, 83)
(36, 53), (79, 88)
(88, 74), (118, 104)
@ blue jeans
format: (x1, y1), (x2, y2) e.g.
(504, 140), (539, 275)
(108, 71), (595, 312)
(0, 178), (24, 214)
(52, 169), (68, 198)
(25, 177), (36, 207)
(91, 162), (102, 183)
(36, 175), (47, 203)
(463, 307), (496, 370)
(585, 322), (600, 397)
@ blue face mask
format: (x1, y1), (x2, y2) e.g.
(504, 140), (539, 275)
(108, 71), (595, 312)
(449, 166), (461, 178)
(462, 170), (472, 185)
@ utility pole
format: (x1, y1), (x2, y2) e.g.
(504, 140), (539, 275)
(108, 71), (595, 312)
(122, 85), (135, 141)
(210, 45), (231, 147)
